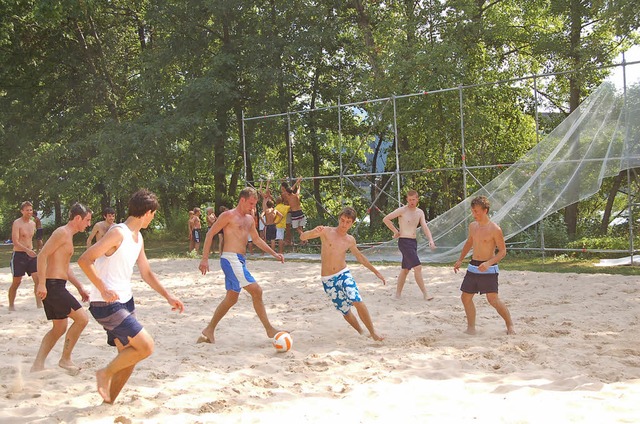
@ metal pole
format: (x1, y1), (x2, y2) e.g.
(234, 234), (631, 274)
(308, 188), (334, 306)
(287, 112), (293, 179)
(459, 86), (468, 204)
(241, 110), (247, 185)
(533, 76), (546, 262)
(338, 97), (344, 206)
(622, 52), (635, 264)
(392, 95), (401, 205)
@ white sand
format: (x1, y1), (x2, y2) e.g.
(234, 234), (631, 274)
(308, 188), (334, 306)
(1, 257), (639, 423)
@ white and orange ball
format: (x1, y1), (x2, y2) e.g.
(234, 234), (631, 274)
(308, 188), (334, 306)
(273, 331), (293, 352)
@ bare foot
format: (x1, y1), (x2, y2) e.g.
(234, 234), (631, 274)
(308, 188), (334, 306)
(424, 294), (434, 301)
(506, 326), (516, 335)
(96, 369), (112, 403)
(371, 333), (385, 341)
(464, 327), (477, 335)
(9, 306), (16, 312)
(30, 363), (44, 373)
(266, 328), (287, 339)
(196, 332), (214, 344)
(59, 359), (81, 376)
(393, 294), (401, 300)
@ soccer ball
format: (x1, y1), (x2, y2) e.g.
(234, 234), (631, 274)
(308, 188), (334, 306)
(273, 331), (293, 352)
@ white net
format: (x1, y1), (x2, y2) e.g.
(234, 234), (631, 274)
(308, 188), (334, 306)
(365, 78), (640, 263)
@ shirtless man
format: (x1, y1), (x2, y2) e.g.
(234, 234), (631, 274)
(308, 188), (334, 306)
(9, 201), (42, 310)
(281, 178), (306, 244)
(87, 207), (116, 247)
(190, 208), (202, 253)
(300, 207), (385, 341)
(197, 187), (284, 344)
(262, 199), (283, 251)
(453, 196), (515, 335)
(383, 190), (436, 300)
(32, 203), (92, 374)
(78, 189), (184, 404)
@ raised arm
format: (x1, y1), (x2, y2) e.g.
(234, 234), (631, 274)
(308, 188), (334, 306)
(300, 225), (325, 241)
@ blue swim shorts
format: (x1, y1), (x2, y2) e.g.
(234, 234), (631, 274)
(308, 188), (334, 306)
(89, 297), (143, 347)
(322, 267), (362, 315)
(220, 252), (256, 292)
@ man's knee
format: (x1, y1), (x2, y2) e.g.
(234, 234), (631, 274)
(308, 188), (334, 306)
(486, 293), (501, 308)
(131, 332), (155, 358)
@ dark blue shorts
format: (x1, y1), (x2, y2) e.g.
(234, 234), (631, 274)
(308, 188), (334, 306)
(460, 259), (499, 294)
(90, 297), (143, 347)
(10, 251), (38, 277)
(43, 279), (82, 320)
(398, 238), (420, 270)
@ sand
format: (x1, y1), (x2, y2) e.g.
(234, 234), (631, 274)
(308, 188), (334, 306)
(1, 257), (639, 423)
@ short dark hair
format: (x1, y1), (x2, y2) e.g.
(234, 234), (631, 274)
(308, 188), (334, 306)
(128, 189), (159, 217)
(339, 207), (357, 221)
(103, 207), (115, 217)
(69, 203), (92, 220)
(471, 196), (490, 212)
(266, 199), (274, 208)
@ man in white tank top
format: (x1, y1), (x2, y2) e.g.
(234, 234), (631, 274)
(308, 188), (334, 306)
(79, 189), (184, 404)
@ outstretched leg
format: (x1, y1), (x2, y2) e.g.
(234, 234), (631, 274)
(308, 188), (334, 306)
(96, 329), (154, 403)
(198, 290), (239, 343)
(244, 283), (279, 338)
(486, 293), (515, 335)
(31, 318), (68, 372)
(461, 292), (476, 334)
(352, 302), (384, 341)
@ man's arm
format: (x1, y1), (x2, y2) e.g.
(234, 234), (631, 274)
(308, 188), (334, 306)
(382, 208), (402, 237)
(273, 210), (284, 225)
(199, 211), (231, 274)
(250, 220), (284, 262)
(453, 224), (475, 273)
(78, 227), (124, 303)
(349, 239), (386, 285)
(419, 211), (436, 249)
(136, 241), (184, 312)
(67, 266), (89, 302)
(483, 225), (507, 268)
(300, 225), (324, 241)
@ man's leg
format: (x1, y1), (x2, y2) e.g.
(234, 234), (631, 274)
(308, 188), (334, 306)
(461, 292), (476, 334)
(413, 266), (434, 300)
(198, 290), (239, 343)
(8, 276), (22, 311)
(107, 339), (136, 404)
(31, 318), (68, 372)
(32, 273), (43, 308)
(352, 302), (383, 341)
(486, 293), (515, 335)
(342, 310), (364, 335)
(96, 329), (154, 403)
(244, 283), (278, 338)
(59, 307), (89, 373)
(395, 268), (410, 299)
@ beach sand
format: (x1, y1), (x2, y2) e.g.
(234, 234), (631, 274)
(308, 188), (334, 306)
(1, 257), (639, 423)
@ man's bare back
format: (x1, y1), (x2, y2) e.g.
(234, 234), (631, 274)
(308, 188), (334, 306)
(43, 227), (76, 279)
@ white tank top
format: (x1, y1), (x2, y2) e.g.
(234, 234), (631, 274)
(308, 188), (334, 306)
(89, 223), (143, 303)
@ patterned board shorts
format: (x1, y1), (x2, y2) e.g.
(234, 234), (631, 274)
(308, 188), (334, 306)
(321, 267), (362, 315)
